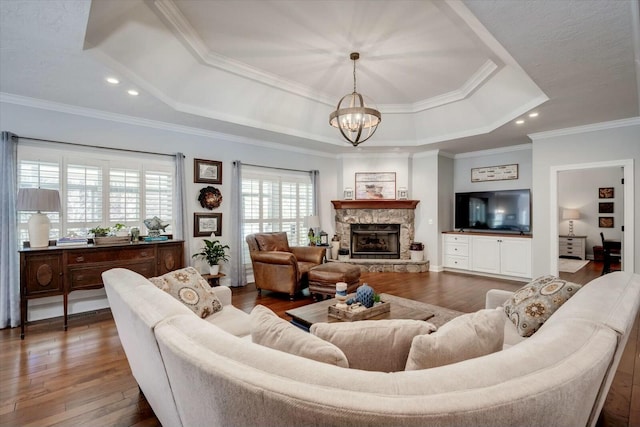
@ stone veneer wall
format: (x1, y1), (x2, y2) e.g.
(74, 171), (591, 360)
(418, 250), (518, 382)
(334, 208), (415, 260)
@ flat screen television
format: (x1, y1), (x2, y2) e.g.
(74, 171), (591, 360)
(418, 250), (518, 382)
(455, 189), (531, 233)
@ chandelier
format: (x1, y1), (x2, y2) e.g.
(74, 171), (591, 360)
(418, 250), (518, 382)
(329, 52), (381, 147)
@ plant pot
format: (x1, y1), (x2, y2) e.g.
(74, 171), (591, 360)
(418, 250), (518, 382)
(209, 264), (220, 275)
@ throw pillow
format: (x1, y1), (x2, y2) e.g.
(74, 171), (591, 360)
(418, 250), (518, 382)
(405, 308), (505, 371)
(250, 305), (348, 368)
(503, 275), (582, 337)
(150, 267), (223, 319)
(311, 319), (436, 372)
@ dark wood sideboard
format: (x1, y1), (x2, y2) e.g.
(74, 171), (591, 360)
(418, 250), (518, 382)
(19, 240), (184, 338)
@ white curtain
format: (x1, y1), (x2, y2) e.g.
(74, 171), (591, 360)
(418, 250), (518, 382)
(229, 161), (246, 287)
(174, 153), (189, 265)
(0, 132), (21, 328)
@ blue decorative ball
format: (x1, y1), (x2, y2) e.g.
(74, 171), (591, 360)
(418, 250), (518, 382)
(356, 284), (375, 308)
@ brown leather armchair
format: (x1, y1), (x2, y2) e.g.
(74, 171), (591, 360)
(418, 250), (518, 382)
(246, 232), (325, 300)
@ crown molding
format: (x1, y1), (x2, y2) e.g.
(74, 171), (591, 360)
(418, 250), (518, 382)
(0, 93), (336, 159)
(528, 117), (640, 141)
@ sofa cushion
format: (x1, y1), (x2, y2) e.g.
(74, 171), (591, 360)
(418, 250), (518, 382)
(405, 308), (505, 370)
(311, 319), (436, 372)
(503, 275), (582, 337)
(255, 232), (291, 252)
(206, 304), (251, 338)
(250, 305), (348, 367)
(150, 267), (223, 319)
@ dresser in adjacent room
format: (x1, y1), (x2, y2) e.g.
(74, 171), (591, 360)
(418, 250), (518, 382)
(558, 235), (586, 260)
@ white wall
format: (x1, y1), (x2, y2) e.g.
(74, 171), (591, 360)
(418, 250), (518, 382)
(558, 167), (623, 258)
(531, 118), (640, 276)
(454, 145), (533, 193)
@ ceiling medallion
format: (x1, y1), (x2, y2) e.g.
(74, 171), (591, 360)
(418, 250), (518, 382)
(329, 52), (381, 147)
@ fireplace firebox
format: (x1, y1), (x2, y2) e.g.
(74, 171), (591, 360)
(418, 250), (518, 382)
(350, 224), (400, 259)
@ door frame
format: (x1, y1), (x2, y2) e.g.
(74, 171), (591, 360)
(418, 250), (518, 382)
(549, 159), (634, 275)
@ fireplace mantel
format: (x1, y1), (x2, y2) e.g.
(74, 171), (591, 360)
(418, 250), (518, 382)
(331, 200), (419, 209)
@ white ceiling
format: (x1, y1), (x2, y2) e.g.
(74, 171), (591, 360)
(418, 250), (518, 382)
(1, 0), (638, 155)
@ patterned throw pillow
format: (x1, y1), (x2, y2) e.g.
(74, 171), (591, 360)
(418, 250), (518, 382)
(150, 267), (223, 319)
(503, 275), (582, 337)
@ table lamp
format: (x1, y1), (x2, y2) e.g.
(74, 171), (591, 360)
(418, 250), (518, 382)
(562, 209), (580, 237)
(17, 188), (62, 248)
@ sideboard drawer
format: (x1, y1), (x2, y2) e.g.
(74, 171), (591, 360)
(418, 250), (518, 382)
(445, 243), (469, 257)
(444, 234), (469, 244)
(68, 260), (156, 290)
(67, 246), (155, 264)
(444, 255), (469, 270)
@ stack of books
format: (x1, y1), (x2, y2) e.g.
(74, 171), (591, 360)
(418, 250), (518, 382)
(56, 237), (89, 246)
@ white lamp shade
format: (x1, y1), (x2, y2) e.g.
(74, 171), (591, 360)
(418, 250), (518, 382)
(562, 209), (580, 220)
(17, 188), (61, 248)
(305, 215), (320, 229)
(17, 188), (61, 212)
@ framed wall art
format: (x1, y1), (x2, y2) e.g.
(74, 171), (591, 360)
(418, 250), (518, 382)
(343, 188), (354, 200)
(471, 164), (518, 182)
(598, 202), (614, 214)
(355, 172), (396, 200)
(598, 187), (614, 199)
(598, 217), (614, 228)
(194, 158), (222, 184)
(194, 212), (222, 237)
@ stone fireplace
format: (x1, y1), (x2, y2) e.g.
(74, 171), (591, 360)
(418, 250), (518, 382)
(331, 200), (427, 272)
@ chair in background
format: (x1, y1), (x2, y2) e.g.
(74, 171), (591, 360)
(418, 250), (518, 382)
(246, 232), (326, 300)
(600, 232), (621, 275)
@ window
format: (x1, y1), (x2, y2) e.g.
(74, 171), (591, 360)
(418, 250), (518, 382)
(241, 166), (314, 263)
(17, 143), (175, 244)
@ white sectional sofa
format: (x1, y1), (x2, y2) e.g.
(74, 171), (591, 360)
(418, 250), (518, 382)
(103, 268), (640, 427)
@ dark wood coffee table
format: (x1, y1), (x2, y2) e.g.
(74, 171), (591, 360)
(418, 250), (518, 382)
(285, 293), (461, 332)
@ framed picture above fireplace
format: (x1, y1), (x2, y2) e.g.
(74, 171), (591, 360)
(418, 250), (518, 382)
(355, 172), (396, 200)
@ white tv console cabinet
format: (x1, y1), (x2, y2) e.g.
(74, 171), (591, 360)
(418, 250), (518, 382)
(442, 232), (532, 281)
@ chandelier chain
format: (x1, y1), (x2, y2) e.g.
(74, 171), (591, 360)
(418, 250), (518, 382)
(353, 58), (357, 93)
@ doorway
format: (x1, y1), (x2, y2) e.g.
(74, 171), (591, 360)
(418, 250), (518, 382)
(550, 159), (634, 275)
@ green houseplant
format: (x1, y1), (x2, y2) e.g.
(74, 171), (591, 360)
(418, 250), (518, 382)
(192, 239), (230, 275)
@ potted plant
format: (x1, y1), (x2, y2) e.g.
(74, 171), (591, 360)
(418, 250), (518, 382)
(112, 223), (129, 237)
(192, 239), (230, 275)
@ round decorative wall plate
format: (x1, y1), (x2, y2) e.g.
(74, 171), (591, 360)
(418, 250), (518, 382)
(198, 186), (222, 210)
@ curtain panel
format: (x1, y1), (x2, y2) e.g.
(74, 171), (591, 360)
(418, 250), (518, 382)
(0, 132), (21, 328)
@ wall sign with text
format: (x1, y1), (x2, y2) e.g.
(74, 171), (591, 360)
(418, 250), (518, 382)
(471, 164), (518, 182)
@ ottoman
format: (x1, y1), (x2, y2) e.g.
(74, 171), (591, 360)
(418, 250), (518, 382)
(309, 262), (361, 300)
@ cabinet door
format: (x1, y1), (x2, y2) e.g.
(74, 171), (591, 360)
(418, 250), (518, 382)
(470, 236), (500, 274)
(157, 243), (184, 275)
(500, 238), (532, 278)
(22, 253), (64, 297)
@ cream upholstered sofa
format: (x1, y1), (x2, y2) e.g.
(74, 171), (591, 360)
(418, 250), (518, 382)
(103, 268), (640, 427)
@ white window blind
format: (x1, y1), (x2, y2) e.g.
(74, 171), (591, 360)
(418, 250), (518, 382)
(17, 144), (175, 244)
(241, 167), (313, 263)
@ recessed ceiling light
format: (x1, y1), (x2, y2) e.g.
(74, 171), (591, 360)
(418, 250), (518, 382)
(528, 112), (539, 118)
(515, 119), (525, 125)
(127, 89), (139, 96)
(106, 77), (120, 85)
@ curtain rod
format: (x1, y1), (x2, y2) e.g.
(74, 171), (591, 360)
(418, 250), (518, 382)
(238, 161), (314, 174)
(14, 135), (183, 158)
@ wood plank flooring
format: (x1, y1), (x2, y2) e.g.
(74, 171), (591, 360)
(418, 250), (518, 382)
(1, 262), (637, 426)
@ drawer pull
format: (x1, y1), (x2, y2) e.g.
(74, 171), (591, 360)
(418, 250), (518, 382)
(140, 252), (149, 257)
(75, 256), (84, 262)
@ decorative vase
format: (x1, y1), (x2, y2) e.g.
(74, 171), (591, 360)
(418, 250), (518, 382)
(330, 241), (340, 260)
(410, 250), (424, 261)
(209, 264), (220, 275)
(356, 283), (375, 308)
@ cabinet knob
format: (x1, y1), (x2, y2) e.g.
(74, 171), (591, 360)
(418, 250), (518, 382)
(141, 252), (149, 257)
(75, 256), (84, 262)
(454, 248), (458, 251)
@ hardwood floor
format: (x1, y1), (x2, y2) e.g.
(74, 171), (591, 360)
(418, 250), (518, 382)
(1, 262), (637, 426)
